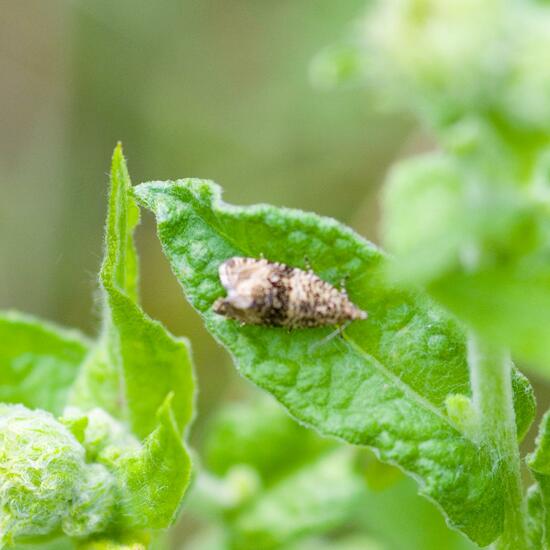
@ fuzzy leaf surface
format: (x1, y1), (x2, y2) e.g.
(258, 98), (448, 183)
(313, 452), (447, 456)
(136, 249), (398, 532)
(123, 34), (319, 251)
(118, 394), (190, 530)
(135, 179), (536, 545)
(71, 146), (194, 531)
(0, 311), (89, 415)
(71, 145), (194, 439)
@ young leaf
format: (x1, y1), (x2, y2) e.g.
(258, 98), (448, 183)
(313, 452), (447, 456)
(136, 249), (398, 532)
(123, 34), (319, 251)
(0, 404), (117, 547)
(0, 311), (90, 415)
(134, 179), (535, 546)
(118, 394), (190, 529)
(70, 145), (195, 532)
(71, 144), (194, 439)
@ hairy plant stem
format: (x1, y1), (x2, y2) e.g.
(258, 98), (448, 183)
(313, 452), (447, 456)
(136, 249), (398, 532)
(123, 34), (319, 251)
(468, 333), (528, 550)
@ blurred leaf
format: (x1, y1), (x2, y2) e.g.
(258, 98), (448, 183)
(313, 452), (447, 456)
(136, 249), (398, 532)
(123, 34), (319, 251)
(355, 477), (475, 550)
(382, 152), (550, 370)
(310, 42), (369, 90)
(76, 534), (149, 550)
(14, 539), (75, 550)
(362, 0), (550, 131)
(0, 311), (89, 415)
(527, 411), (550, 549)
(526, 485), (545, 550)
(231, 448), (363, 550)
(203, 396), (332, 484)
(287, 535), (385, 550)
(78, 544), (145, 550)
(358, 450), (402, 492)
(135, 179), (535, 546)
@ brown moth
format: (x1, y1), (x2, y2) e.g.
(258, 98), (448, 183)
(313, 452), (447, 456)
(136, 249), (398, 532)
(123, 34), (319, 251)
(212, 256), (367, 329)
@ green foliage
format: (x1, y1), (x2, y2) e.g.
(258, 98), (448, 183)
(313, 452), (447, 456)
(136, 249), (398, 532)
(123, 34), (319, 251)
(119, 394), (190, 530)
(382, 147), (550, 370)
(0, 146), (194, 548)
(71, 146), (194, 438)
(362, 0), (550, 131)
(0, 404), (115, 546)
(135, 178), (535, 546)
(191, 397), (366, 550)
(231, 448), (363, 550)
(66, 145), (195, 534)
(0, 312), (90, 415)
(527, 412), (550, 548)
(5, 0), (550, 547)
(355, 1), (550, 547)
(356, 476), (475, 550)
(346, 0), (550, 372)
(203, 397), (331, 484)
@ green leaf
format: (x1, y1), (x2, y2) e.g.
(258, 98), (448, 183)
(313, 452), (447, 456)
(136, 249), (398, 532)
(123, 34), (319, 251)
(0, 311), (90, 415)
(0, 404), (117, 546)
(71, 144), (195, 439)
(118, 394), (190, 529)
(382, 152), (550, 369)
(527, 411), (550, 549)
(134, 179), (535, 546)
(70, 145), (194, 532)
(231, 449), (364, 550)
(526, 485), (545, 550)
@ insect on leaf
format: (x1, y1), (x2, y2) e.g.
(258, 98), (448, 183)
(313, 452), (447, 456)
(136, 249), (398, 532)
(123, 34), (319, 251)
(134, 178), (535, 546)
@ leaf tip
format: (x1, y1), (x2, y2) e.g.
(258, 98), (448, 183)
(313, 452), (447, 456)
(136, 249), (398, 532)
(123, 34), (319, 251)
(111, 141), (125, 166)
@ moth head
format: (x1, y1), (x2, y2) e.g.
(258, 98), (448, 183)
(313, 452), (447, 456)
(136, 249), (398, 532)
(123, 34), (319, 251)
(212, 297), (232, 316)
(212, 296), (257, 323)
(215, 257), (272, 322)
(218, 256), (270, 291)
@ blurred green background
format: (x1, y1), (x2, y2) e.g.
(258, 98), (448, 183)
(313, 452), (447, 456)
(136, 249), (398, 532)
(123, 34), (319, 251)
(0, 2), (485, 548)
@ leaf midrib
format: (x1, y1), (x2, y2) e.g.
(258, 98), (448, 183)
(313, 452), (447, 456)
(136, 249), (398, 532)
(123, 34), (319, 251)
(343, 334), (459, 433)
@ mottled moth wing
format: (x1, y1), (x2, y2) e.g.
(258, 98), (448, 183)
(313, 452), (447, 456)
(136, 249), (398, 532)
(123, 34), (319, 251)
(213, 256), (367, 329)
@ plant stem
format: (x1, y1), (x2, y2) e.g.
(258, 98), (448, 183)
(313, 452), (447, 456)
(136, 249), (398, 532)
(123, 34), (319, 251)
(467, 333), (528, 550)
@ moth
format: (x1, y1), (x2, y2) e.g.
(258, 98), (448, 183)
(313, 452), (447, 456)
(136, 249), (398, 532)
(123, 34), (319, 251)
(212, 256), (367, 329)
